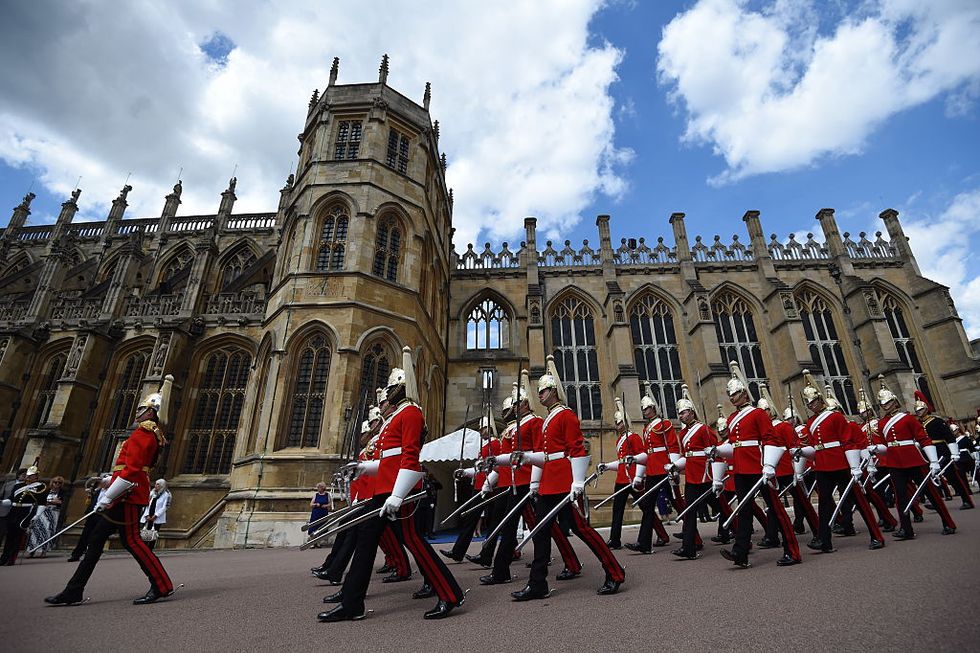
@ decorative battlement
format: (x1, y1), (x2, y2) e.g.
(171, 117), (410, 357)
(691, 234), (752, 262)
(767, 233), (829, 260)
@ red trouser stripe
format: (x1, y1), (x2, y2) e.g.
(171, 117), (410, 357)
(522, 503), (582, 573)
(952, 467), (975, 507)
(379, 526), (410, 576)
(923, 480), (957, 530)
(670, 494), (702, 546)
(398, 509), (459, 603)
(851, 488), (885, 540)
(866, 486), (898, 527)
(568, 504), (625, 582)
(764, 485), (801, 561)
(791, 485), (820, 532)
(121, 504), (173, 593)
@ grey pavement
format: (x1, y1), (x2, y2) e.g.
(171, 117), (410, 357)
(1, 505), (979, 653)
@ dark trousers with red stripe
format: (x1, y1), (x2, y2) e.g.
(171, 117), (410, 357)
(636, 476), (672, 549)
(608, 482), (632, 547)
(680, 482), (709, 554)
(865, 473), (898, 528)
(528, 493), (624, 593)
(379, 525), (411, 576)
(936, 444), (975, 506)
(341, 495), (462, 615)
(892, 466), (957, 535)
(732, 474), (799, 562)
(779, 476), (818, 536)
(65, 503), (172, 596)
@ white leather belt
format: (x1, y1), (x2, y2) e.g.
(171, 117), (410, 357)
(648, 446), (667, 453)
(11, 503), (33, 508)
(733, 440), (759, 448)
(686, 451), (707, 457)
(545, 452), (566, 462)
(381, 447), (402, 459)
(815, 441), (841, 450)
(888, 439), (917, 448)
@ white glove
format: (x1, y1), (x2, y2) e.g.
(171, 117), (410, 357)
(866, 444), (886, 456)
(948, 442), (961, 462)
(529, 465), (542, 496)
(851, 467), (863, 482)
(866, 462), (877, 481)
(715, 443), (734, 459)
(663, 463), (675, 474)
(632, 464), (646, 490)
(673, 457), (687, 471)
(523, 451), (547, 467)
(355, 460), (379, 477)
(481, 471), (499, 496)
(382, 469), (424, 520)
(569, 456), (589, 502)
(761, 465), (776, 482)
(96, 477), (135, 511)
(712, 478), (724, 494)
(923, 444), (940, 475)
(597, 461), (619, 474)
(792, 457), (807, 483)
(453, 467), (475, 480)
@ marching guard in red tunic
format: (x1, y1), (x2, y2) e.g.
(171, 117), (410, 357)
(319, 347), (464, 622)
(756, 383), (818, 545)
(871, 376), (956, 540)
(913, 391), (975, 510)
(670, 384), (715, 559)
(714, 362), (800, 568)
(854, 389), (899, 533)
(511, 356), (625, 601)
(627, 386), (680, 552)
(45, 376), (176, 606)
(596, 397), (645, 550)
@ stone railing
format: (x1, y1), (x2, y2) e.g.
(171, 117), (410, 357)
(691, 234), (753, 262)
(123, 293), (184, 317)
(614, 237), (675, 265)
(843, 231), (896, 260)
(202, 291), (266, 315)
(114, 218), (159, 235)
(456, 242), (523, 269)
(50, 296), (104, 320)
(168, 216), (215, 232)
(226, 214), (276, 230)
(68, 222), (106, 238)
(16, 225), (54, 241)
(768, 233), (829, 260)
(538, 240), (601, 267)
(0, 300), (31, 321)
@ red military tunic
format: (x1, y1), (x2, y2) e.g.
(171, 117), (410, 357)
(862, 419), (888, 466)
(110, 421), (161, 505)
(613, 431), (645, 484)
(351, 442), (377, 501)
(500, 414), (540, 487)
(642, 417), (679, 472)
(373, 401), (425, 496)
(879, 411), (932, 469)
(678, 421), (716, 484)
(771, 419), (796, 476)
(538, 405), (587, 495)
(802, 409), (850, 472)
(476, 439), (502, 489)
(725, 405), (774, 475)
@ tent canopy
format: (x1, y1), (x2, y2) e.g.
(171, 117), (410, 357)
(420, 427), (482, 463)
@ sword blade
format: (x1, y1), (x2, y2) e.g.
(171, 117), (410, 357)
(903, 471), (937, 514)
(630, 474), (671, 508)
(515, 493), (570, 553)
(872, 473), (892, 490)
(722, 475), (767, 531)
(27, 508), (98, 554)
(460, 489), (508, 517)
(669, 482), (722, 525)
(829, 477), (855, 526)
(319, 501), (369, 531)
(301, 492), (425, 550)
(484, 491), (534, 543)
(594, 483), (633, 510)
(440, 490), (485, 525)
(302, 500), (362, 532)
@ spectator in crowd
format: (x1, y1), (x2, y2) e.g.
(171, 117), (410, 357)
(27, 475), (66, 557)
(308, 482), (333, 541)
(140, 479), (171, 551)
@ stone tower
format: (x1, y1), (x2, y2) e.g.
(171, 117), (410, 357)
(216, 56), (453, 546)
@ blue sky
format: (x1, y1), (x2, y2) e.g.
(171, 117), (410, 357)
(1, 1), (978, 335)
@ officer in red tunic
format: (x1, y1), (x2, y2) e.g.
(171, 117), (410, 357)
(714, 362), (800, 568)
(871, 376), (956, 539)
(45, 376), (176, 606)
(757, 384), (818, 545)
(913, 391), (975, 510)
(671, 384), (715, 559)
(481, 373), (582, 585)
(627, 386), (678, 552)
(319, 348), (464, 622)
(596, 397), (645, 550)
(511, 356), (625, 601)
(855, 389), (899, 533)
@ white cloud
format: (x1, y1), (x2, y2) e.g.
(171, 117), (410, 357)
(656, 0), (980, 184)
(0, 0), (631, 247)
(902, 188), (980, 339)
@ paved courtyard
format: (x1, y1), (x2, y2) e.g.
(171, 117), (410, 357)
(2, 505), (978, 653)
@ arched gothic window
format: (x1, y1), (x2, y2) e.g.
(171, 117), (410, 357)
(183, 347), (252, 474)
(466, 298), (509, 350)
(161, 248), (193, 283)
(879, 291), (931, 400)
(372, 215), (402, 282)
(795, 290), (857, 413)
(98, 349), (151, 471)
(629, 294), (682, 417)
(220, 247), (258, 289)
(550, 296), (602, 420)
(33, 353), (67, 427)
(315, 205), (349, 271)
(281, 333), (332, 449)
(712, 292), (768, 398)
